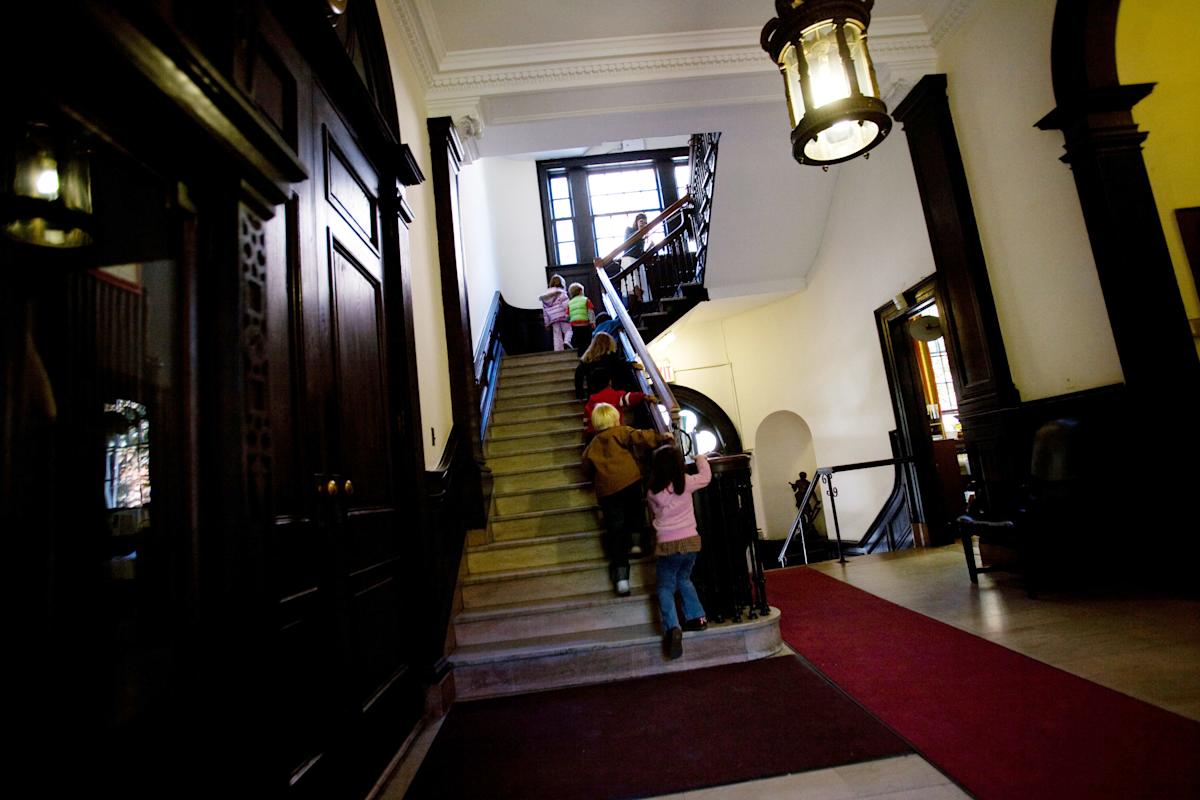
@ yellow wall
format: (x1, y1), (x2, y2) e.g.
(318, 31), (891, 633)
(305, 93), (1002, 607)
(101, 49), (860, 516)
(1117, 0), (1200, 336)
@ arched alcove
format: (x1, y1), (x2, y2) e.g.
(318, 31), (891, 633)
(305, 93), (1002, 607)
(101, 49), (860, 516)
(753, 410), (818, 540)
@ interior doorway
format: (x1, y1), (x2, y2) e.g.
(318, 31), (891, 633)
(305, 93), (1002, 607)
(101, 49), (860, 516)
(876, 276), (971, 545)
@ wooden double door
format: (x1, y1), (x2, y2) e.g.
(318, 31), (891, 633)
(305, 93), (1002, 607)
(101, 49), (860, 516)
(264, 79), (420, 796)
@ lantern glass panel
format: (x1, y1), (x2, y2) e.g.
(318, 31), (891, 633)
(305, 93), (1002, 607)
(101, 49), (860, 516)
(803, 119), (881, 163)
(843, 22), (878, 98)
(801, 21), (851, 109)
(779, 43), (806, 128)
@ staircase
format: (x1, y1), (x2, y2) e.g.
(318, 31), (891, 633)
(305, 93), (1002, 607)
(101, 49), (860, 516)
(450, 349), (783, 699)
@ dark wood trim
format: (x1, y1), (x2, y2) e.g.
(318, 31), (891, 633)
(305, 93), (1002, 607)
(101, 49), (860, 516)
(1035, 0), (1200, 433)
(84, 2), (307, 209)
(893, 74), (1024, 501)
(428, 118), (476, 436)
(875, 277), (939, 534)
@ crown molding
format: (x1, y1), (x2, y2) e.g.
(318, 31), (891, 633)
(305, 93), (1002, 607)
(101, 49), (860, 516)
(389, 2), (938, 124)
(929, 0), (979, 46)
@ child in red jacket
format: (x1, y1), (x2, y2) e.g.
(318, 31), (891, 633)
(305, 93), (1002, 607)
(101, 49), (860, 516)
(583, 368), (655, 434)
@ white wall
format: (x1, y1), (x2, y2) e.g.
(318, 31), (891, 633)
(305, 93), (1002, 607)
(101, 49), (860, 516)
(478, 157), (550, 310)
(658, 132), (934, 541)
(378, 2), (452, 468)
(938, 0), (1124, 399)
(457, 161), (501, 351)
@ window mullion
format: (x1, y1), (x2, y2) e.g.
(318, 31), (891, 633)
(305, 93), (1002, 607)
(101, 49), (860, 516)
(567, 166), (595, 264)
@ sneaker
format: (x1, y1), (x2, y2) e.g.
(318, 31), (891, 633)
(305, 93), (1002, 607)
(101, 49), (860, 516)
(665, 627), (683, 660)
(629, 544), (643, 556)
(682, 617), (708, 632)
(616, 579), (631, 596)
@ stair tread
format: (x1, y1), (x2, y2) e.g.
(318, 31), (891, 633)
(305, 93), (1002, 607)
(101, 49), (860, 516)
(490, 462), (586, 477)
(493, 481), (592, 498)
(489, 427), (582, 443)
(456, 587), (654, 622)
(487, 442), (584, 458)
(469, 529), (604, 552)
(462, 556), (635, 586)
(452, 609), (780, 664)
(492, 504), (599, 522)
(494, 398), (580, 412)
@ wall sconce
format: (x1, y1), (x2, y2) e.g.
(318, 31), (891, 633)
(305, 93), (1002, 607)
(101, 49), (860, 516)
(761, 0), (892, 167)
(2, 120), (93, 248)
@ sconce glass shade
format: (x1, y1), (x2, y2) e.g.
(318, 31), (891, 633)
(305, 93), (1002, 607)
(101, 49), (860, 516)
(762, 0), (892, 166)
(3, 121), (93, 248)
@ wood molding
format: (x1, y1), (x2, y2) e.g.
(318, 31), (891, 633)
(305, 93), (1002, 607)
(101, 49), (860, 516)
(1036, 0), (1200, 426)
(893, 75), (1018, 415)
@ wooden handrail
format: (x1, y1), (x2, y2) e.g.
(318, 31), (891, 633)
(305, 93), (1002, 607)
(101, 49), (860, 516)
(595, 266), (681, 438)
(594, 193), (693, 270)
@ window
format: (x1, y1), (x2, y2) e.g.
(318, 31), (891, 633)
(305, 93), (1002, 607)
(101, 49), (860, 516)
(537, 147), (688, 267)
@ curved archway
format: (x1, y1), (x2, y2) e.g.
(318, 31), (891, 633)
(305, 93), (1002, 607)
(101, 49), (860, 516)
(753, 411), (819, 541)
(1038, 0), (1200, 412)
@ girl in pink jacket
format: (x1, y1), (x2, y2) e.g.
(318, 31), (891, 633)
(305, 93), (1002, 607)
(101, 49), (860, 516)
(646, 447), (711, 659)
(539, 275), (571, 351)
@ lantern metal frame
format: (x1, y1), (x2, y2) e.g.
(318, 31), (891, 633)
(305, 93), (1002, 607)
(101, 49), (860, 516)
(761, 0), (892, 167)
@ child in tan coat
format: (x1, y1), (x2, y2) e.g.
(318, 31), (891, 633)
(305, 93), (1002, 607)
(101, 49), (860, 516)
(581, 403), (672, 595)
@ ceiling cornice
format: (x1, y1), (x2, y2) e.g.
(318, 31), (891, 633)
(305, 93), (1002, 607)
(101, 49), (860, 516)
(929, 0), (980, 46)
(388, 1), (939, 123)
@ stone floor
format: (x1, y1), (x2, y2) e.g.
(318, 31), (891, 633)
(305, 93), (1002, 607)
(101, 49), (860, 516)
(380, 544), (1200, 799)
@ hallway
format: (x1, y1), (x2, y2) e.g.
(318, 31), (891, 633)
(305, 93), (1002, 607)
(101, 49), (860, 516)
(384, 545), (1200, 798)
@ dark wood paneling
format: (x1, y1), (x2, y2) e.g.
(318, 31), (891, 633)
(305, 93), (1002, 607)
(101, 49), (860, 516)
(893, 75), (1023, 496)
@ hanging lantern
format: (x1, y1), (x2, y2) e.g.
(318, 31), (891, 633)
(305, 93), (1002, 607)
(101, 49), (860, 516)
(761, 0), (892, 167)
(1, 120), (93, 248)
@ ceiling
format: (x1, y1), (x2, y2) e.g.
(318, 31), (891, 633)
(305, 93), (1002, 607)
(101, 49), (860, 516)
(386, 0), (968, 149)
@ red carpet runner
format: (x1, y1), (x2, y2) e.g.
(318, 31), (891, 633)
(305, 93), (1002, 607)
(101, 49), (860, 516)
(767, 566), (1200, 799)
(407, 655), (908, 799)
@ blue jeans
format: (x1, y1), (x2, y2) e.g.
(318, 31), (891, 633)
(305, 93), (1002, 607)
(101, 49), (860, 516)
(655, 551), (705, 631)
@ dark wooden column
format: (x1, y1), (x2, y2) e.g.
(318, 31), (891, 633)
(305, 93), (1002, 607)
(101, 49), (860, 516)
(893, 75), (1023, 497)
(428, 118), (478, 445)
(1035, 0), (1200, 431)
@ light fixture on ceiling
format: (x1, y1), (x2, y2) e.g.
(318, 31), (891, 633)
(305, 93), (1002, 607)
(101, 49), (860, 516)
(2, 120), (93, 248)
(760, 0), (892, 168)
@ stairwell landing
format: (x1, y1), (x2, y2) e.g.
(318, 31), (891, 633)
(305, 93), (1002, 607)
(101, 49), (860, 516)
(450, 349), (782, 700)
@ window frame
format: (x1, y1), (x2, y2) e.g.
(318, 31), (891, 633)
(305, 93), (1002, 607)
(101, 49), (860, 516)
(536, 147), (688, 268)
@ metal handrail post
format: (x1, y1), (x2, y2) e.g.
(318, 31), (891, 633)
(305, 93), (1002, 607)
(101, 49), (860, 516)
(822, 471), (847, 564)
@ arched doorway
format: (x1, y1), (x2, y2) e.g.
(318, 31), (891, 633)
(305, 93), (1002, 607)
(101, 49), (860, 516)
(752, 411), (819, 542)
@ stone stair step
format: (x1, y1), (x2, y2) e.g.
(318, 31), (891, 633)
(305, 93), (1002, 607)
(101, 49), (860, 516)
(492, 483), (595, 515)
(494, 387), (579, 410)
(462, 558), (656, 609)
(453, 588), (658, 646)
(450, 609), (784, 699)
(491, 399), (580, 425)
(498, 373), (576, 393)
(485, 428), (584, 457)
(490, 413), (582, 438)
(490, 505), (602, 541)
(498, 364), (580, 383)
(487, 444), (583, 472)
(491, 463), (588, 493)
(500, 353), (580, 374)
(466, 530), (604, 573)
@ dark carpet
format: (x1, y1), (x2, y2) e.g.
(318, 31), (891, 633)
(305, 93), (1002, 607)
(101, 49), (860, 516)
(406, 655), (910, 799)
(767, 566), (1200, 800)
